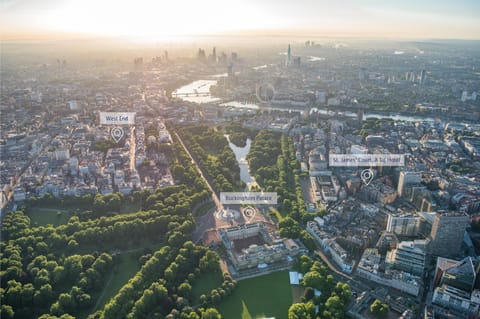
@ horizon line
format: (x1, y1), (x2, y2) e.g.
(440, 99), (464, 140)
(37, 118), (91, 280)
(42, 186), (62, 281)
(2, 29), (480, 43)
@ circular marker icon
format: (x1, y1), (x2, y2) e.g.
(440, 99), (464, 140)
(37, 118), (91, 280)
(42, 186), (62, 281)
(110, 127), (125, 143)
(360, 169), (374, 186)
(256, 83), (275, 103)
(243, 206), (256, 222)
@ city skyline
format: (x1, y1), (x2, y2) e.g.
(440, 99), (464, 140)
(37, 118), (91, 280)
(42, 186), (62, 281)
(1, 0), (480, 41)
(1, 8), (480, 317)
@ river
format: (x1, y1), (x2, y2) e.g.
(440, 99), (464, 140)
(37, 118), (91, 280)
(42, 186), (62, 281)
(309, 108), (436, 122)
(174, 78), (437, 122)
(171, 79), (220, 103)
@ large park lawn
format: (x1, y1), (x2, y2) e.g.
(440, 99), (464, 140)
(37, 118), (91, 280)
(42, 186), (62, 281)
(27, 207), (71, 226)
(217, 271), (292, 319)
(192, 272), (224, 304)
(95, 253), (142, 311)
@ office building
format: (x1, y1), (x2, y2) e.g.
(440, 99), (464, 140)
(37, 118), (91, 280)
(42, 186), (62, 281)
(397, 171), (422, 197)
(429, 211), (469, 257)
(286, 44), (291, 66)
(359, 67), (367, 81)
(434, 257), (477, 292)
(350, 144), (368, 154)
(357, 248), (421, 296)
(386, 212), (421, 237)
(133, 57), (143, 71)
(431, 256), (480, 317)
(386, 240), (427, 276)
(293, 56), (301, 66)
(420, 69), (426, 85)
(432, 285), (480, 317)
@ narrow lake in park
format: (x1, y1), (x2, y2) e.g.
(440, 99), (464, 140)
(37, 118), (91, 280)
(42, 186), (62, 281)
(225, 135), (254, 188)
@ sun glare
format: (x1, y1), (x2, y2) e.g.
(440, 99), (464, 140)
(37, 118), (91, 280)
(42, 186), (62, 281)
(35, 0), (278, 39)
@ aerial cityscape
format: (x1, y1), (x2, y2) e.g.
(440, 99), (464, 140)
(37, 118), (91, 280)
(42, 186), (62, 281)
(1, 1), (480, 319)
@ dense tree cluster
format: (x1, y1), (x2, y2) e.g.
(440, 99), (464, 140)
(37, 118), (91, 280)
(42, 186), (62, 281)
(289, 255), (351, 319)
(101, 242), (223, 319)
(1, 216), (114, 319)
(1, 186), (226, 318)
(176, 125), (242, 193)
(288, 302), (316, 319)
(1, 201), (186, 317)
(248, 131), (315, 250)
(26, 193), (94, 211)
(247, 130), (282, 190)
(226, 131), (247, 148)
(223, 122), (256, 148)
(92, 193), (123, 213)
(0, 132), (229, 318)
(198, 272), (237, 308)
(358, 118), (395, 139)
(370, 299), (388, 318)
(4, 187), (202, 248)
(248, 132), (308, 219)
(169, 131), (210, 191)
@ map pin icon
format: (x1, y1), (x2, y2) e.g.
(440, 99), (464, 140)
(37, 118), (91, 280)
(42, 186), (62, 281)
(111, 127), (124, 143)
(361, 169), (374, 186)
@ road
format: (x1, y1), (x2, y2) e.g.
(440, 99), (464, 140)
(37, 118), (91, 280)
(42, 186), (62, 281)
(316, 248), (419, 315)
(170, 126), (226, 243)
(170, 126), (222, 211)
(314, 249), (374, 294)
(129, 126), (136, 172)
(315, 249), (352, 281)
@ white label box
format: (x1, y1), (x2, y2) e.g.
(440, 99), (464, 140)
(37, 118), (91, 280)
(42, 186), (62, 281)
(100, 112), (136, 125)
(220, 192), (277, 205)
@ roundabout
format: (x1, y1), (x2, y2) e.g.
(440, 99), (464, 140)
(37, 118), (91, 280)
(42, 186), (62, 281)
(215, 207), (240, 222)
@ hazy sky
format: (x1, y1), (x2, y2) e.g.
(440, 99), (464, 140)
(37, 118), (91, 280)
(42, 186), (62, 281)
(1, 0), (479, 40)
